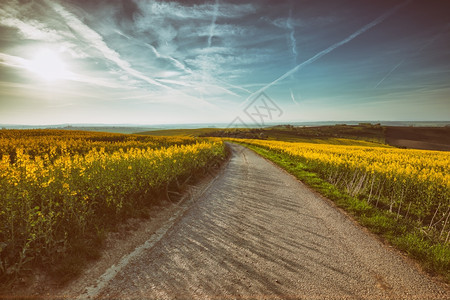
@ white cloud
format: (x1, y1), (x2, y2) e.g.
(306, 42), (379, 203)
(46, 1), (163, 87)
(0, 1), (67, 42)
(207, 0), (220, 47)
(135, 0), (255, 21)
(267, 15), (336, 30)
(114, 29), (192, 75)
(286, 9), (298, 63)
(0, 52), (28, 69)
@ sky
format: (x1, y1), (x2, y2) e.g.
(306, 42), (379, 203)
(0, 0), (449, 126)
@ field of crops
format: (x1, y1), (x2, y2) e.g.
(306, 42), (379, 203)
(0, 130), (226, 279)
(234, 139), (450, 243)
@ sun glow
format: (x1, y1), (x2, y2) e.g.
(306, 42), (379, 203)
(26, 49), (69, 81)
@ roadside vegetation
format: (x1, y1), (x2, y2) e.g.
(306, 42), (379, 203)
(233, 138), (450, 281)
(0, 130), (226, 283)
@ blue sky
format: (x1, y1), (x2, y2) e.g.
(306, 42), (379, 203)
(0, 0), (449, 125)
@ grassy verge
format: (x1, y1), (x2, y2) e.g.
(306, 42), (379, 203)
(239, 142), (450, 282)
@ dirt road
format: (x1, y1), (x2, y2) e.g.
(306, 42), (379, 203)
(83, 143), (448, 299)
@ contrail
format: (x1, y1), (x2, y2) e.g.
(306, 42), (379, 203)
(290, 88), (299, 105)
(286, 9), (298, 64)
(115, 29), (193, 75)
(216, 77), (252, 94)
(375, 23), (450, 88)
(116, 29), (243, 98)
(241, 0), (411, 106)
(207, 0), (219, 47)
(374, 59), (405, 88)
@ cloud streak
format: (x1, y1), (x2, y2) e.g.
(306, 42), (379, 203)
(0, 4), (62, 42)
(375, 59), (405, 88)
(290, 88), (299, 105)
(43, 1), (219, 108)
(46, 0), (168, 90)
(114, 29), (192, 75)
(286, 9), (298, 64)
(1, 0), (448, 124)
(113, 2), (248, 100)
(242, 0), (412, 105)
(0, 52), (28, 69)
(375, 23), (450, 88)
(207, 0), (220, 48)
(135, 0), (254, 21)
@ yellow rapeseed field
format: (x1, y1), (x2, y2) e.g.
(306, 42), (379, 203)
(0, 130), (225, 278)
(234, 138), (450, 242)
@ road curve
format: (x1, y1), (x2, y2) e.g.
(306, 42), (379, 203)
(93, 143), (448, 299)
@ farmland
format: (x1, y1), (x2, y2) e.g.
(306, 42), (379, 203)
(1, 127), (449, 289)
(0, 130), (226, 281)
(233, 138), (450, 279)
(195, 124), (450, 151)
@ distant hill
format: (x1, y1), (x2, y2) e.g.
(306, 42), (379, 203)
(385, 126), (450, 151)
(136, 124), (450, 151)
(135, 128), (222, 136)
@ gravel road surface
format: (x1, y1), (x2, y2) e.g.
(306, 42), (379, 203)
(87, 143), (448, 299)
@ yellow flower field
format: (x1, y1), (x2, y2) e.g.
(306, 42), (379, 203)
(0, 130), (225, 278)
(233, 138), (450, 242)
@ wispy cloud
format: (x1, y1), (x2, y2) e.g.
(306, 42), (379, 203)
(1, 0), (447, 124)
(116, 31), (246, 99)
(375, 59), (405, 88)
(207, 0), (220, 48)
(0, 3), (63, 42)
(290, 88), (299, 105)
(216, 78), (252, 95)
(0, 52), (28, 69)
(135, 0), (254, 21)
(266, 14), (336, 31)
(286, 9), (298, 64)
(114, 0), (256, 100)
(375, 23), (450, 88)
(242, 0), (412, 105)
(46, 0), (169, 90)
(114, 29), (192, 75)
(0, 0), (224, 108)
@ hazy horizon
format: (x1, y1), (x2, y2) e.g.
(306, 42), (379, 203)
(1, 0), (449, 125)
(1, 120), (448, 130)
